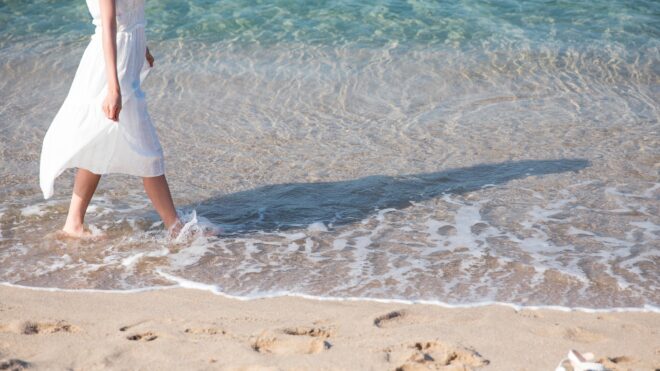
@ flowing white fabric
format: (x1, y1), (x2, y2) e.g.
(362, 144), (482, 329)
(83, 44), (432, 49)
(40, 0), (164, 199)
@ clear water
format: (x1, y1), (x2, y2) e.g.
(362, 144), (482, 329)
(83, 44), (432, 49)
(0, 0), (658, 309)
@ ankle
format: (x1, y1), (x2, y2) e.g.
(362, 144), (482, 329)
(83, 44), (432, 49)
(62, 222), (84, 234)
(165, 217), (182, 230)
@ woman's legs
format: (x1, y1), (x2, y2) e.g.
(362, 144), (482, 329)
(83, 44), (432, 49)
(62, 170), (180, 237)
(142, 174), (180, 233)
(62, 168), (101, 237)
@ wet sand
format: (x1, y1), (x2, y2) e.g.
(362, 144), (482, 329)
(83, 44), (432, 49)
(0, 285), (658, 370)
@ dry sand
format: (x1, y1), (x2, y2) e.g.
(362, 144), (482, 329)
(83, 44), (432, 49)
(0, 284), (658, 370)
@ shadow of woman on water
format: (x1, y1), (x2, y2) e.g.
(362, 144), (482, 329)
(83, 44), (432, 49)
(183, 158), (589, 235)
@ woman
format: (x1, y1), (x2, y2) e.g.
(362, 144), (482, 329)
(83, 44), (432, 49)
(39, 0), (181, 238)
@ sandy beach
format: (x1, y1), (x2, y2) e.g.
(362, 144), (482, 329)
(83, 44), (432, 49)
(0, 285), (658, 370)
(2, 1), (660, 370)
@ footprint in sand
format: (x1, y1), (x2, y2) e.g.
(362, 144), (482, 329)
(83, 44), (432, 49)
(119, 321), (158, 341)
(0, 358), (30, 370)
(384, 339), (489, 371)
(281, 326), (333, 338)
(563, 326), (606, 343)
(184, 327), (227, 335)
(251, 326), (333, 355)
(529, 325), (606, 344)
(374, 309), (453, 328)
(374, 310), (409, 328)
(514, 309), (543, 319)
(126, 332), (158, 342)
(118, 320), (149, 333)
(21, 320), (79, 335)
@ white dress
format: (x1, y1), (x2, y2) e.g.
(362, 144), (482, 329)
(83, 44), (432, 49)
(40, 0), (164, 199)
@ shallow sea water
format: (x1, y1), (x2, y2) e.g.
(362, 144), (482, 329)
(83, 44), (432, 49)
(0, 0), (658, 309)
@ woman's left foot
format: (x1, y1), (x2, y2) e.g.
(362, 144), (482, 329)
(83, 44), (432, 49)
(56, 227), (105, 240)
(167, 219), (184, 239)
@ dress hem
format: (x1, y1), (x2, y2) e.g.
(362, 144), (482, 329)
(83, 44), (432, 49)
(70, 164), (166, 178)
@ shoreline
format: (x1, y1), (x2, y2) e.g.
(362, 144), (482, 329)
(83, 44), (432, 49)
(1, 284), (658, 370)
(2, 281), (658, 314)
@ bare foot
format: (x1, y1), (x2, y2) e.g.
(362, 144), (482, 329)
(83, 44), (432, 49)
(57, 225), (104, 240)
(167, 219), (184, 240)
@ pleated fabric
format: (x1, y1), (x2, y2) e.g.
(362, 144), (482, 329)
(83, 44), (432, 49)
(40, 0), (164, 199)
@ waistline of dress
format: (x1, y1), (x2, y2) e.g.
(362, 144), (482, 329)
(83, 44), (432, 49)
(93, 22), (146, 36)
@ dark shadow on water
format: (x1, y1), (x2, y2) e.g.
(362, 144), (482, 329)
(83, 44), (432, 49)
(186, 159), (589, 234)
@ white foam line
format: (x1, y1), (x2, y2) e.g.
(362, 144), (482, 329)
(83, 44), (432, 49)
(3, 276), (658, 314)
